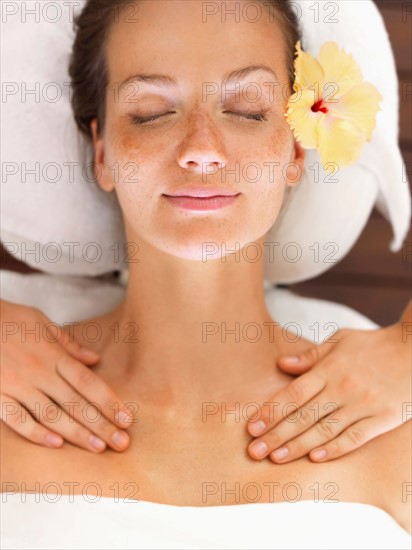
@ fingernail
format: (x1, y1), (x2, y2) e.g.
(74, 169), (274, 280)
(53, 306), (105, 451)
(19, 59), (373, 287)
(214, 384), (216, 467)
(249, 420), (266, 436)
(281, 356), (300, 364)
(46, 433), (63, 447)
(116, 410), (133, 424)
(89, 435), (106, 451)
(271, 447), (289, 460)
(80, 347), (99, 359)
(249, 441), (268, 458)
(112, 431), (129, 448)
(311, 449), (327, 460)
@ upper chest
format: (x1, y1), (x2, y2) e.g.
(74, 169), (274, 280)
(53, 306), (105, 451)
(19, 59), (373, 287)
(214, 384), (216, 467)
(2, 417), (372, 508)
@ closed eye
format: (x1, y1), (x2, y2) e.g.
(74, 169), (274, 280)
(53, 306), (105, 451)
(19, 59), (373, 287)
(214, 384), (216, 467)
(130, 111), (269, 125)
(130, 113), (175, 125)
(224, 112), (268, 122)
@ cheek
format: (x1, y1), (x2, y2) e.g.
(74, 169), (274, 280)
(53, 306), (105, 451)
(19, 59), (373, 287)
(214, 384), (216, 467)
(104, 125), (164, 201)
(237, 121), (293, 189)
(235, 113), (293, 172)
(247, 177), (286, 239)
(102, 114), (293, 250)
(240, 124), (292, 233)
(101, 137), (151, 236)
(267, 117), (294, 164)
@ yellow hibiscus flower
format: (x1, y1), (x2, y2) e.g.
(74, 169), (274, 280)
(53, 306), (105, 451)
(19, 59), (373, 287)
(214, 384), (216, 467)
(284, 41), (383, 173)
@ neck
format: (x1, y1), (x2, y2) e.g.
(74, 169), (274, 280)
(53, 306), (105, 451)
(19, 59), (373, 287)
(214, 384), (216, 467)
(99, 235), (290, 410)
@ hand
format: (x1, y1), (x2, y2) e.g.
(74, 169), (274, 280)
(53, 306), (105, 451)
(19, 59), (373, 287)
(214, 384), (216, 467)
(0, 299), (134, 453)
(247, 320), (411, 463)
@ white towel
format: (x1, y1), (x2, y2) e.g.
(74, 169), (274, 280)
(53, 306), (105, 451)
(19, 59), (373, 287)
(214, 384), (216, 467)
(1, 0), (410, 284)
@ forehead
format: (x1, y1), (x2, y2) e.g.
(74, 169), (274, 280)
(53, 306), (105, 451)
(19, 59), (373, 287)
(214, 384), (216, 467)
(105, 0), (288, 87)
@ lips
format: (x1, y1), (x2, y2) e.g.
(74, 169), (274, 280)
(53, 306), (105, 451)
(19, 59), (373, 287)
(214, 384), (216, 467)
(163, 193), (240, 211)
(164, 187), (239, 198)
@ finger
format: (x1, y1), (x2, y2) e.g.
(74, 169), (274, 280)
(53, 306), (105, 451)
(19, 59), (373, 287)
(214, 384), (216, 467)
(277, 342), (333, 374)
(268, 406), (353, 463)
(10, 387), (112, 453)
(275, 361), (313, 375)
(248, 395), (339, 460)
(71, 346), (100, 364)
(54, 355), (134, 428)
(276, 328), (351, 375)
(43, 376), (131, 452)
(0, 392), (63, 448)
(247, 371), (326, 437)
(56, 327), (100, 364)
(308, 416), (395, 462)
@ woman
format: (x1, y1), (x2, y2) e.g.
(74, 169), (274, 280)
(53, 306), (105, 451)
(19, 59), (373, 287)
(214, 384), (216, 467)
(1, 0), (411, 462)
(1, 1), (411, 548)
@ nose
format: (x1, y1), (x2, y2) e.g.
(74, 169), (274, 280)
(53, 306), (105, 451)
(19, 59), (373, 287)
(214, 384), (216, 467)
(176, 110), (227, 176)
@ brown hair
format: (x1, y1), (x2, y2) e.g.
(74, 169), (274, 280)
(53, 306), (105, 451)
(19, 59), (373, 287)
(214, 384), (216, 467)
(69, 0), (302, 138)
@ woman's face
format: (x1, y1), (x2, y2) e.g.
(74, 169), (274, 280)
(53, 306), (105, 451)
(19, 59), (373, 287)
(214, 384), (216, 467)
(92, 0), (305, 261)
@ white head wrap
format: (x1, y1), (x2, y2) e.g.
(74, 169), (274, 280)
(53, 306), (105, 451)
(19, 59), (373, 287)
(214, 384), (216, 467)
(1, 0), (410, 283)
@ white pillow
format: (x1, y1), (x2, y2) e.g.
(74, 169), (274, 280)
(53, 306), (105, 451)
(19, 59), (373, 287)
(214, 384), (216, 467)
(1, 2), (126, 276)
(1, 0), (410, 283)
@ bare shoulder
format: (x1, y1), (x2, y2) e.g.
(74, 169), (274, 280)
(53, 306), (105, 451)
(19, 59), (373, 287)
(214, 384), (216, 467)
(363, 419), (412, 534)
(0, 419), (23, 481)
(0, 416), (52, 484)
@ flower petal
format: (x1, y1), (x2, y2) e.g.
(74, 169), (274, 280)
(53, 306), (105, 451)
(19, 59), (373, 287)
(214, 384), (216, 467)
(327, 82), (383, 141)
(293, 40), (325, 101)
(318, 41), (363, 98)
(317, 115), (366, 172)
(285, 88), (320, 148)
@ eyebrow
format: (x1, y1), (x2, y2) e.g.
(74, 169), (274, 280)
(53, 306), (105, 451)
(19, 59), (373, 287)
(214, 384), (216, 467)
(119, 64), (279, 89)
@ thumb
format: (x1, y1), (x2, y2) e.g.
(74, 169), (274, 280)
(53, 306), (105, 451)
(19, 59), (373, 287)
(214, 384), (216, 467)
(57, 327), (100, 364)
(277, 343), (330, 374)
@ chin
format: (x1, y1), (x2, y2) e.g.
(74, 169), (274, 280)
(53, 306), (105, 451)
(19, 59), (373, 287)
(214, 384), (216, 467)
(153, 231), (269, 263)
(132, 211), (279, 262)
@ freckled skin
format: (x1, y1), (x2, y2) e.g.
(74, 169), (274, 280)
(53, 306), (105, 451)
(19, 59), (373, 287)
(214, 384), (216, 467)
(94, 0), (304, 261)
(1, 1), (410, 536)
(89, 1), (409, 529)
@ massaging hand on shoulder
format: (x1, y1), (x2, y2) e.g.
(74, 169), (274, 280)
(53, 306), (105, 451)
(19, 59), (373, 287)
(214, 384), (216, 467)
(1, 298), (410, 461)
(0, 299), (133, 453)
(247, 300), (412, 463)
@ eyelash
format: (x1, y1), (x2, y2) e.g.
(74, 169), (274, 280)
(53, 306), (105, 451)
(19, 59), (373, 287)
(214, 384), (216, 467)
(130, 111), (269, 125)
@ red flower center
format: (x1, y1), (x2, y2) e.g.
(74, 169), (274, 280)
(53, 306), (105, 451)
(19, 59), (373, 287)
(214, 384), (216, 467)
(311, 98), (328, 114)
